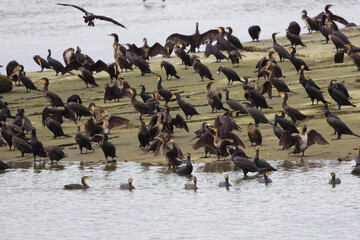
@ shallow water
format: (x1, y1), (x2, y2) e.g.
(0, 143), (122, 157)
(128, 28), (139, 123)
(1, 0), (359, 71)
(1, 160), (358, 239)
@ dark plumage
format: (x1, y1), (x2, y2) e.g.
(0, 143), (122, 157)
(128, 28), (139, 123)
(253, 146), (277, 171)
(325, 106), (360, 140)
(120, 178), (135, 190)
(287, 21), (301, 35)
(328, 80), (355, 109)
(226, 27), (242, 49)
(156, 75), (173, 105)
(272, 32), (291, 62)
(225, 91), (247, 116)
(160, 61), (180, 80)
(6, 60), (19, 77)
(230, 146), (264, 177)
(64, 176), (90, 190)
(12, 135), (32, 157)
(75, 123), (93, 154)
(243, 101), (273, 127)
(177, 153), (193, 175)
(228, 50), (243, 67)
(33, 55), (51, 72)
(174, 44), (192, 69)
(166, 22), (219, 52)
(217, 66), (241, 85)
(248, 25), (261, 41)
(218, 174), (231, 188)
(40, 78), (64, 108)
(247, 123), (262, 146)
(301, 10), (319, 34)
(127, 88), (154, 116)
(206, 82), (227, 113)
(305, 78), (327, 105)
(67, 94), (82, 104)
(286, 30), (306, 47)
(288, 47), (311, 73)
(275, 111), (299, 134)
(193, 58), (214, 81)
(138, 115), (150, 149)
(57, 3), (126, 28)
(171, 93), (199, 119)
(280, 92), (310, 123)
(47, 49), (65, 76)
(244, 85), (272, 110)
(204, 39), (229, 62)
(99, 133), (117, 163)
(66, 102), (92, 120)
(15, 65), (41, 93)
(44, 115), (71, 139)
(0, 160), (10, 170)
(77, 66), (99, 88)
(30, 128), (47, 161)
(328, 172), (341, 185)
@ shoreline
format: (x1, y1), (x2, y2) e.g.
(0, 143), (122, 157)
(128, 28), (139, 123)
(1, 26), (360, 165)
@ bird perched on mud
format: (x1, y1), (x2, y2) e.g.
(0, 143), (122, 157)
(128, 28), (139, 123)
(57, 3), (126, 28)
(279, 124), (328, 156)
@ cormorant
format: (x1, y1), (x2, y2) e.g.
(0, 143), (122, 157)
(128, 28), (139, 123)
(325, 106), (360, 140)
(275, 111), (299, 134)
(64, 176), (90, 190)
(225, 91), (247, 116)
(288, 47), (311, 73)
(248, 25), (261, 41)
(120, 178), (135, 190)
(328, 80), (355, 109)
(230, 146), (264, 177)
(280, 92), (311, 123)
(279, 124), (329, 156)
(228, 50), (243, 67)
(12, 134), (32, 157)
(247, 123), (262, 146)
(184, 176), (198, 190)
(166, 22), (219, 52)
(258, 172), (272, 184)
(217, 66), (242, 85)
(328, 172), (341, 185)
(44, 114), (71, 139)
(174, 44), (192, 69)
(67, 94), (82, 104)
(206, 82), (227, 113)
(177, 152), (193, 175)
(193, 58), (214, 81)
(242, 100), (273, 127)
(40, 78), (64, 108)
(75, 123), (93, 154)
(66, 102), (92, 120)
(301, 10), (319, 34)
(287, 21), (301, 35)
(15, 65), (41, 93)
(272, 32), (291, 62)
(98, 133), (117, 163)
(33, 55), (51, 72)
(253, 146), (277, 171)
(57, 3), (126, 28)
(204, 39), (229, 62)
(127, 88), (154, 116)
(286, 29), (306, 47)
(47, 49), (65, 76)
(138, 115), (150, 149)
(156, 75), (173, 105)
(171, 92), (199, 119)
(30, 128), (47, 161)
(218, 174), (231, 188)
(160, 61), (180, 80)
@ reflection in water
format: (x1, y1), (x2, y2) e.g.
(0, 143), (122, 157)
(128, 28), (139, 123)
(200, 161), (234, 173)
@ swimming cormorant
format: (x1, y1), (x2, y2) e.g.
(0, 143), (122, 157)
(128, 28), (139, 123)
(258, 172), (272, 184)
(184, 176), (198, 190)
(328, 172), (341, 185)
(120, 178), (135, 190)
(64, 176), (89, 190)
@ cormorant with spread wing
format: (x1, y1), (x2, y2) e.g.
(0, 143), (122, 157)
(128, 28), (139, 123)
(57, 3), (126, 28)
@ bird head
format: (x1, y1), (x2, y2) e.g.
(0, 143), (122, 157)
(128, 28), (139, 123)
(128, 178), (133, 184)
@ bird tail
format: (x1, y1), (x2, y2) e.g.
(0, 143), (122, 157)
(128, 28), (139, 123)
(209, 76), (215, 80)
(63, 134), (71, 138)
(35, 88), (42, 92)
(93, 83), (99, 87)
(352, 133), (360, 138)
(175, 75), (180, 79)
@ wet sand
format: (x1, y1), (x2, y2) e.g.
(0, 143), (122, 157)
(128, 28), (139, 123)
(2, 27), (360, 164)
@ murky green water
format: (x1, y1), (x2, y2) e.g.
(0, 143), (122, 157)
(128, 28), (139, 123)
(0, 160), (358, 239)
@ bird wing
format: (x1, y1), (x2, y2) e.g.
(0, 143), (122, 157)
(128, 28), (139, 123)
(57, 3), (88, 13)
(261, 81), (273, 99)
(279, 130), (297, 149)
(107, 115), (130, 130)
(90, 60), (107, 73)
(166, 33), (192, 47)
(226, 132), (245, 149)
(127, 44), (142, 57)
(170, 114), (189, 132)
(193, 132), (215, 150)
(200, 29), (221, 44)
(93, 15), (126, 28)
(307, 129), (329, 146)
(64, 60), (82, 73)
(172, 141), (184, 160)
(61, 106), (76, 123)
(149, 43), (170, 58)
